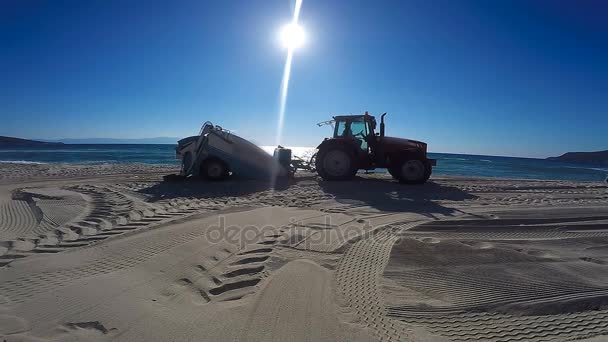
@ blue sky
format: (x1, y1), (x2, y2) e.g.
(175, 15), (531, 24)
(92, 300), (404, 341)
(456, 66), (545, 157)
(1, 0), (606, 158)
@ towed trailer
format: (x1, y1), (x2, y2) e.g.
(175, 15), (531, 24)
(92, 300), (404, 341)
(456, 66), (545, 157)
(174, 122), (294, 180)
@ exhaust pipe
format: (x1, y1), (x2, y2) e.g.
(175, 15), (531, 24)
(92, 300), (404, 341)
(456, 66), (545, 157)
(380, 113), (387, 137)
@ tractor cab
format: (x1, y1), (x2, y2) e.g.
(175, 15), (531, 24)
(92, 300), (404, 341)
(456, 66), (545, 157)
(332, 114), (376, 153)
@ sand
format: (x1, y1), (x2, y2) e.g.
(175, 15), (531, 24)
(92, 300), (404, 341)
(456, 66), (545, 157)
(1, 162), (608, 341)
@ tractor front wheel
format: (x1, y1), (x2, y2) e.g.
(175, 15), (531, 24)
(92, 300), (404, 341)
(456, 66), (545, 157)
(316, 146), (356, 181)
(397, 159), (431, 184)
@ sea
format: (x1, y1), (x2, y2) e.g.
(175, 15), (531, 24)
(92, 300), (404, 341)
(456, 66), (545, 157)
(1, 144), (607, 183)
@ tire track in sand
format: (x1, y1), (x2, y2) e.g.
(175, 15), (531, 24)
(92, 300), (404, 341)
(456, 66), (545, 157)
(383, 218), (608, 340)
(0, 200), (39, 241)
(0, 219), (217, 305)
(1, 184), (217, 267)
(334, 221), (433, 342)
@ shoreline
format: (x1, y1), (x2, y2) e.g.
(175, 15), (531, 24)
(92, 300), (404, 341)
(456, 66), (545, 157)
(1, 161), (606, 184)
(3, 145), (608, 183)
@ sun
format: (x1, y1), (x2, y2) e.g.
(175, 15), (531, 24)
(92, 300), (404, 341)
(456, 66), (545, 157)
(279, 23), (305, 50)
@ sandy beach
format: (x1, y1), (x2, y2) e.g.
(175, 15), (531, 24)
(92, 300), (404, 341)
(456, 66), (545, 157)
(1, 163), (608, 341)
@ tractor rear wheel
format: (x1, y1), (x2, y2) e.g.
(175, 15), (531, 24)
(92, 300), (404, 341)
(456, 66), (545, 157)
(316, 145), (356, 181)
(201, 158), (228, 181)
(397, 159), (431, 184)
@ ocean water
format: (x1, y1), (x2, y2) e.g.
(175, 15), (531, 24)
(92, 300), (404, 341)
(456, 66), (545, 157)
(0, 144), (177, 165)
(1, 144), (607, 182)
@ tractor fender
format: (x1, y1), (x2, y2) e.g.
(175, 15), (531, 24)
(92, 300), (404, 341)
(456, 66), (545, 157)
(387, 149), (427, 165)
(316, 139), (359, 157)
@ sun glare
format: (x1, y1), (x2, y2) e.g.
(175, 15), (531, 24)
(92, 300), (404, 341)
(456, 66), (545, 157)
(280, 23), (305, 50)
(274, 0), (303, 158)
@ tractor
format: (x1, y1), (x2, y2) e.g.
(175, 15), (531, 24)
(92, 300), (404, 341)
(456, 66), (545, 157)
(315, 112), (436, 184)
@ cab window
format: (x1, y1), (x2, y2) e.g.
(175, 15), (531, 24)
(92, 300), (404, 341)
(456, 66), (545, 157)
(350, 120), (368, 150)
(335, 121), (346, 137)
(350, 120), (365, 137)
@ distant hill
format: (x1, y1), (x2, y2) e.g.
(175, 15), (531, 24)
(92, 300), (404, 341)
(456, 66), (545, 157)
(547, 150), (608, 165)
(40, 137), (180, 144)
(0, 136), (64, 147)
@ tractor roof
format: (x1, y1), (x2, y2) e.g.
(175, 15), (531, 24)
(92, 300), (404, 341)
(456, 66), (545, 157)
(333, 114), (375, 120)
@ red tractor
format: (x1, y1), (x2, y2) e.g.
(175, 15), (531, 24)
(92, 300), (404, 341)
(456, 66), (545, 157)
(315, 112), (436, 184)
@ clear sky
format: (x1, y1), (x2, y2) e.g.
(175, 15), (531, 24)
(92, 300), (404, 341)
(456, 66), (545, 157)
(1, 0), (606, 158)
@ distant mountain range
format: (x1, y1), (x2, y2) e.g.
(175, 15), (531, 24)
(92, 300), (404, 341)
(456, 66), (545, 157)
(39, 137), (180, 144)
(0, 136), (64, 146)
(547, 150), (608, 165)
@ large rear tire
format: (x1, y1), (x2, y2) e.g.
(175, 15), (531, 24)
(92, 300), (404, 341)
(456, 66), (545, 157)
(316, 145), (357, 181)
(201, 158), (228, 181)
(397, 159), (431, 184)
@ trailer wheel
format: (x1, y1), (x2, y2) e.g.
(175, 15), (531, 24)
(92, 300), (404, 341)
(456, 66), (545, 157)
(398, 159), (431, 184)
(201, 158), (228, 181)
(388, 167), (399, 179)
(316, 145), (356, 180)
(181, 152), (194, 176)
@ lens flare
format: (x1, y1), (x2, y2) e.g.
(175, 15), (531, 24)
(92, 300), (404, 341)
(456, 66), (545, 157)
(272, 0), (303, 186)
(275, 50), (293, 148)
(274, 0), (303, 148)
